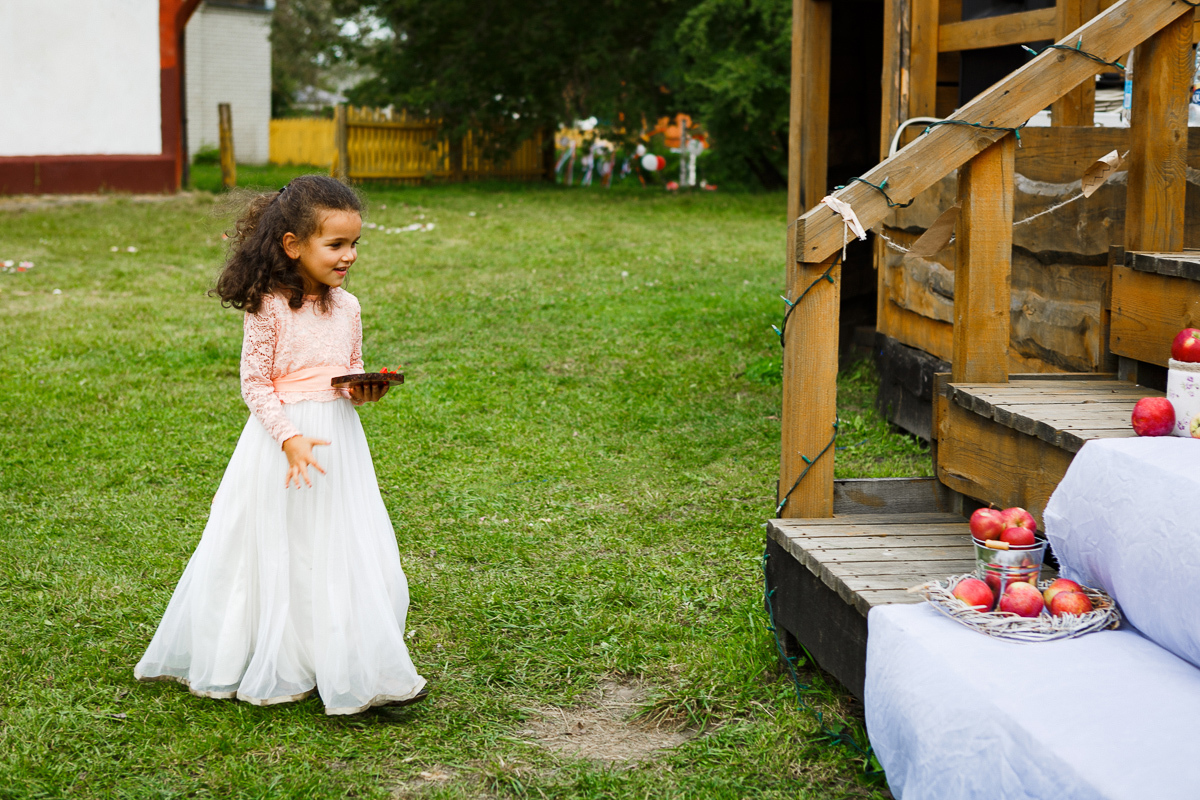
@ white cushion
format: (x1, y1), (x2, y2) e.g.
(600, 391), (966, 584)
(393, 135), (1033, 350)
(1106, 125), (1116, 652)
(1044, 437), (1200, 670)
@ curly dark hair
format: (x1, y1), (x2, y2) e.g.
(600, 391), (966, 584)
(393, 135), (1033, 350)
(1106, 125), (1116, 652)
(211, 174), (364, 315)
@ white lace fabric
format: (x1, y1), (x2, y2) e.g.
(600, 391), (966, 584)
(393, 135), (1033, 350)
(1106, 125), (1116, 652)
(241, 288), (364, 444)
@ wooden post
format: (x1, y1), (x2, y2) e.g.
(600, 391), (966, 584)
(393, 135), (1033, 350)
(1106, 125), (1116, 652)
(1051, 0), (1101, 126)
(333, 104), (349, 182)
(781, 0), (835, 519)
(217, 103), (236, 190)
(910, 0), (940, 120)
(788, 0), (832, 223)
(779, 232), (841, 519)
(951, 134), (1015, 384)
(878, 0), (909, 162)
(1124, 7), (1194, 252)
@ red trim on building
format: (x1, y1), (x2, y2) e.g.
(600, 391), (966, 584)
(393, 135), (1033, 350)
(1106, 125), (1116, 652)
(0, 155), (177, 195)
(0, 0), (202, 195)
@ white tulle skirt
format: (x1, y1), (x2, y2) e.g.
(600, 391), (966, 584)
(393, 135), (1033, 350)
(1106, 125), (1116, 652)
(135, 399), (426, 715)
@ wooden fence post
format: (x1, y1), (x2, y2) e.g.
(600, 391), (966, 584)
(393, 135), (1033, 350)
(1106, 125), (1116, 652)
(334, 104), (349, 182)
(450, 136), (464, 183)
(951, 134), (1015, 384)
(1125, 7), (1194, 252)
(541, 128), (556, 182)
(218, 103), (236, 190)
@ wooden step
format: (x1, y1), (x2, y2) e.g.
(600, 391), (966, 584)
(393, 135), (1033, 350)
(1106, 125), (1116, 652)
(1125, 250), (1200, 282)
(935, 374), (1163, 524)
(768, 512), (973, 618)
(944, 377), (1158, 453)
(1112, 250), (1200, 366)
(765, 484), (1057, 700)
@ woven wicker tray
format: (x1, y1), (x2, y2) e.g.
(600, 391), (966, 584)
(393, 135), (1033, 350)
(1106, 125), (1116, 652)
(915, 574), (1121, 642)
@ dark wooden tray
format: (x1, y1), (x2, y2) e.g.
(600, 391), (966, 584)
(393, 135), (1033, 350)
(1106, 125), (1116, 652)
(330, 372), (405, 388)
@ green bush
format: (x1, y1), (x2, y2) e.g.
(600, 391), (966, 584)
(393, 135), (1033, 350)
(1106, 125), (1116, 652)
(192, 145), (221, 166)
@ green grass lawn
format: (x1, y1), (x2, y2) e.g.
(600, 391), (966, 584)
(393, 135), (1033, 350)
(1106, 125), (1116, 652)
(0, 170), (928, 799)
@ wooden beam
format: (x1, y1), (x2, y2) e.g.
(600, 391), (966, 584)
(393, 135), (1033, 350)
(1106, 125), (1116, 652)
(1052, 0), (1101, 125)
(788, 0), (832, 222)
(795, 0), (1193, 265)
(911, 0), (940, 119)
(951, 135), (1015, 384)
(1125, 7), (1195, 253)
(780, 226), (840, 519)
(938, 7), (1057, 52)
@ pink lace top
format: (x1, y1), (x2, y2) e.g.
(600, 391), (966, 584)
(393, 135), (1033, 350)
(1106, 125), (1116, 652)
(240, 288), (364, 444)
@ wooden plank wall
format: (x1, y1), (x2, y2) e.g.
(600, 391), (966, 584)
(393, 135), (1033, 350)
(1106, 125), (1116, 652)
(878, 128), (1200, 375)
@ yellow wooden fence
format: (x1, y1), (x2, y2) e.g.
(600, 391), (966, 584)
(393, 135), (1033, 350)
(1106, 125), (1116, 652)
(269, 118), (336, 167)
(270, 107), (545, 182)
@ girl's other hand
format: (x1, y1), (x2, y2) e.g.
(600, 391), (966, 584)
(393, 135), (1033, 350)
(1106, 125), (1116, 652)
(349, 381), (389, 404)
(281, 435), (330, 488)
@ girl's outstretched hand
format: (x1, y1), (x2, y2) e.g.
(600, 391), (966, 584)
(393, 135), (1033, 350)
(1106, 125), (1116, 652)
(348, 381), (389, 404)
(281, 435), (330, 488)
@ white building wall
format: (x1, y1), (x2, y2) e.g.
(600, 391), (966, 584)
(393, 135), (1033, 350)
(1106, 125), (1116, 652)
(186, 3), (272, 165)
(0, 0), (161, 156)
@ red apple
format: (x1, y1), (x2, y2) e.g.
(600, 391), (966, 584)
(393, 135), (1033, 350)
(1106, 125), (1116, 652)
(999, 581), (1045, 617)
(1131, 397), (1176, 437)
(952, 577), (994, 611)
(1049, 591), (1094, 617)
(1171, 328), (1200, 362)
(999, 526), (1037, 546)
(984, 569), (1002, 596)
(999, 507), (1036, 534)
(1043, 577), (1084, 606)
(969, 508), (1007, 541)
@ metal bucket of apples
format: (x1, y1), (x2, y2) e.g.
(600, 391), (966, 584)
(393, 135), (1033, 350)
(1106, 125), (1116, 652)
(916, 506), (1121, 639)
(969, 506), (1047, 611)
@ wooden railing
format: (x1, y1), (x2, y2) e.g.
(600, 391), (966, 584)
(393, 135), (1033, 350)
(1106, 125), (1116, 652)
(331, 106), (546, 183)
(782, 0), (1196, 518)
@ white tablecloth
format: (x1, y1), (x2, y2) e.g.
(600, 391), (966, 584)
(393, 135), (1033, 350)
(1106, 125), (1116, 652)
(866, 603), (1200, 800)
(1043, 436), (1200, 670)
(866, 436), (1200, 797)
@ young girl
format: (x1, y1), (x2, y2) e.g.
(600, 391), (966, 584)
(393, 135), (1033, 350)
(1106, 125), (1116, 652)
(135, 175), (427, 715)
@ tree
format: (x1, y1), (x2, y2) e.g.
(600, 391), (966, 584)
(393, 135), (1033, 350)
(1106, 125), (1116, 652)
(271, 0), (352, 117)
(335, 0), (693, 152)
(673, 0), (791, 189)
(331, 0), (793, 187)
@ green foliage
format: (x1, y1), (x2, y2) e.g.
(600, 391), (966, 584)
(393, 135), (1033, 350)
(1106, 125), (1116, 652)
(330, 0), (793, 187)
(271, 0), (365, 117)
(674, 0), (791, 190)
(191, 145), (221, 167)
(338, 0), (691, 153)
(744, 355), (782, 386)
(0, 185), (914, 797)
